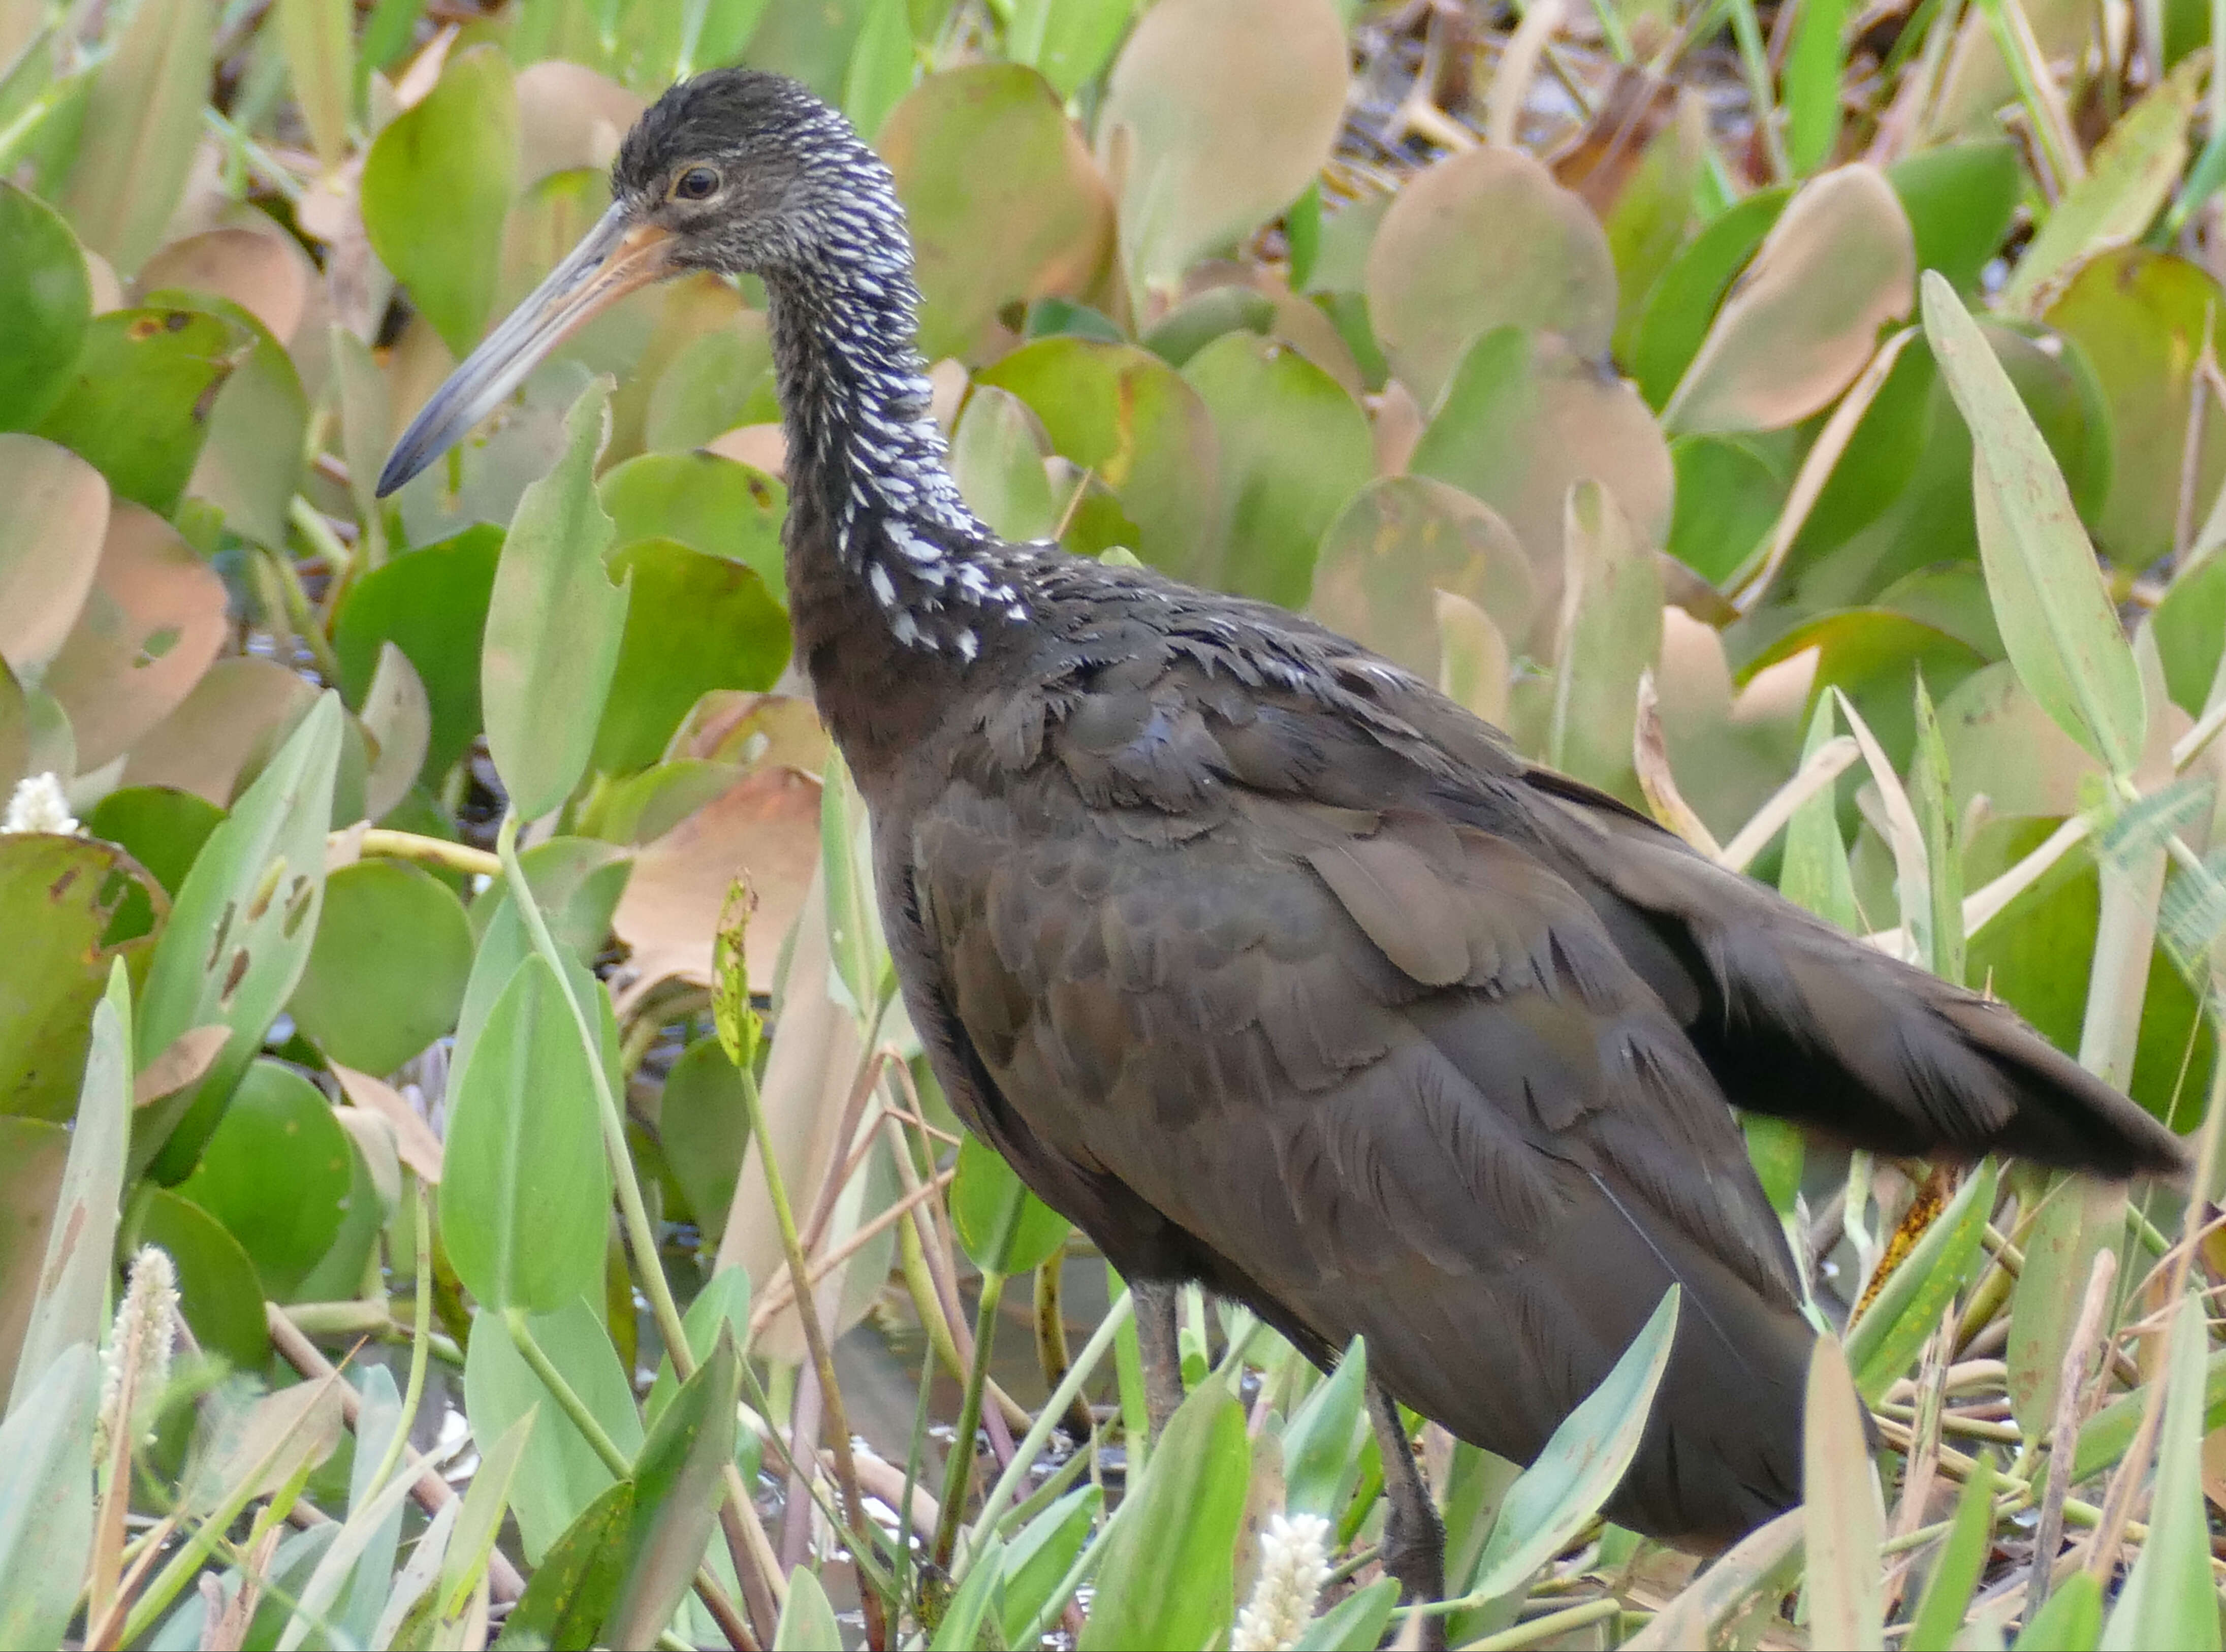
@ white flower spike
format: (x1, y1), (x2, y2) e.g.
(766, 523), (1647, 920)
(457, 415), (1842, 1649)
(1232, 1510), (1333, 1652)
(3, 771), (81, 836)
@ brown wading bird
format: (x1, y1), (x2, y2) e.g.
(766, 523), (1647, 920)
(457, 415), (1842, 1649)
(383, 70), (2186, 1631)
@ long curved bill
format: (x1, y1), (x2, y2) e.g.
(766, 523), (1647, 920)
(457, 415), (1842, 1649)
(375, 205), (676, 496)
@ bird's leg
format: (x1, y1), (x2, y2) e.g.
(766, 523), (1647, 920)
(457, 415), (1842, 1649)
(1368, 1379), (1448, 1651)
(1130, 1277), (1186, 1441)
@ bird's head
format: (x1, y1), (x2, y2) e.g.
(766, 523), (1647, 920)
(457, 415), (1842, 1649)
(378, 69), (884, 496)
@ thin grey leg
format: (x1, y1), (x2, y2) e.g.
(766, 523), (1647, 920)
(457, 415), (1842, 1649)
(1131, 1277), (1186, 1442)
(1368, 1379), (1447, 1650)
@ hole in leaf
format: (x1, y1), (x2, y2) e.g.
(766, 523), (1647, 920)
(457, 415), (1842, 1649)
(219, 946), (249, 1007)
(207, 901), (235, 971)
(245, 857), (285, 922)
(281, 877), (313, 937)
(133, 626), (181, 670)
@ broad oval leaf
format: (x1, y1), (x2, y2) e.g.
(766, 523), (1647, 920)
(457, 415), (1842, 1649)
(1368, 145), (1618, 406)
(598, 450), (787, 599)
(1180, 330), (1373, 608)
(1096, 0), (1348, 297)
(951, 1133), (1071, 1276)
(0, 837), (147, 1125)
(1922, 272), (2146, 778)
(883, 64), (1115, 363)
(1629, 186), (1790, 411)
(2046, 248), (2226, 571)
(291, 860), (474, 1078)
(2001, 58), (2203, 317)
(174, 1059), (353, 1301)
(34, 307), (253, 517)
(334, 523), (504, 784)
(1311, 475), (1536, 679)
(130, 1186), (270, 1370)
(1665, 165), (1915, 436)
(440, 955), (612, 1314)
(593, 537), (789, 775)
(1410, 328), (1672, 634)
(977, 336), (1220, 579)
(362, 45), (519, 357)
(39, 501), (228, 773)
(0, 436), (104, 677)
(0, 184), (91, 431)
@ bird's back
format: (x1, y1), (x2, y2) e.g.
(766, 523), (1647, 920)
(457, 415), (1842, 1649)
(844, 544), (2177, 1546)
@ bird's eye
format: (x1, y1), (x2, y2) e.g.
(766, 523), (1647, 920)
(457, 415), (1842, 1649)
(673, 167), (720, 201)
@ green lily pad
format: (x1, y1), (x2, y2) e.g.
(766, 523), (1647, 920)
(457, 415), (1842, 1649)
(882, 64), (1115, 363)
(592, 537), (789, 776)
(0, 836), (152, 1122)
(82, 784), (224, 946)
(1367, 145), (1618, 407)
(34, 307), (255, 518)
(140, 292), (308, 549)
(2152, 553), (2226, 716)
(977, 336), (1221, 581)
(362, 44), (519, 358)
(290, 859), (474, 1077)
(1310, 475), (1536, 682)
(333, 524), (505, 784)
(641, 314), (774, 453)
(599, 451), (788, 600)
(1179, 330), (1373, 608)
(949, 386), (1061, 544)
(173, 1059), (354, 1301)
(0, 183), (91, 432)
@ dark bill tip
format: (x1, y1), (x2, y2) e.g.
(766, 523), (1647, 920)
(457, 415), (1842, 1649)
(375, 206), (676, 497)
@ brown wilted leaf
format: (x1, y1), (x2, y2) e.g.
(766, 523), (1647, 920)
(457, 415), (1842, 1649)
(330, 1062), (443, 1185)
(1549, 66), (1681, 219)
(613, 765), (823, 1007)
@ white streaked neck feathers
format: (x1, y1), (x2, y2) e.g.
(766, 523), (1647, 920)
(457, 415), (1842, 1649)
(765, 136), (1030, 659)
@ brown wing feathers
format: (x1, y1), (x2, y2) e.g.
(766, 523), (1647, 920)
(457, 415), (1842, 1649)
(1518, 781), (2185, 1177)
(885, 590), (2182, 1555)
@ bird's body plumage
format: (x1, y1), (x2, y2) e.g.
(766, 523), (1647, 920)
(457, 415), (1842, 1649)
(384, 67), (2187, 1564)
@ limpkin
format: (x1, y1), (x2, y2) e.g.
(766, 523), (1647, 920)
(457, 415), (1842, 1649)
(381, 69), (2185, 1623)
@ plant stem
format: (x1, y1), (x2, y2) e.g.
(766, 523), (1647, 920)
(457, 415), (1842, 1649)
(495, 813), (691, 1371)
(961, 1290), (1133, 1567)
(732, 1013), (882, 1639)
(494, 810), (784, 1644)
(363, 1179), (434, 1498)
(353, 827), (502, 881)
(933, 1189), (1025, 1572)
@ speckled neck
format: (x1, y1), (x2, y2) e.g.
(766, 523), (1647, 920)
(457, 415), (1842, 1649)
(764, 137), (1028, 663)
